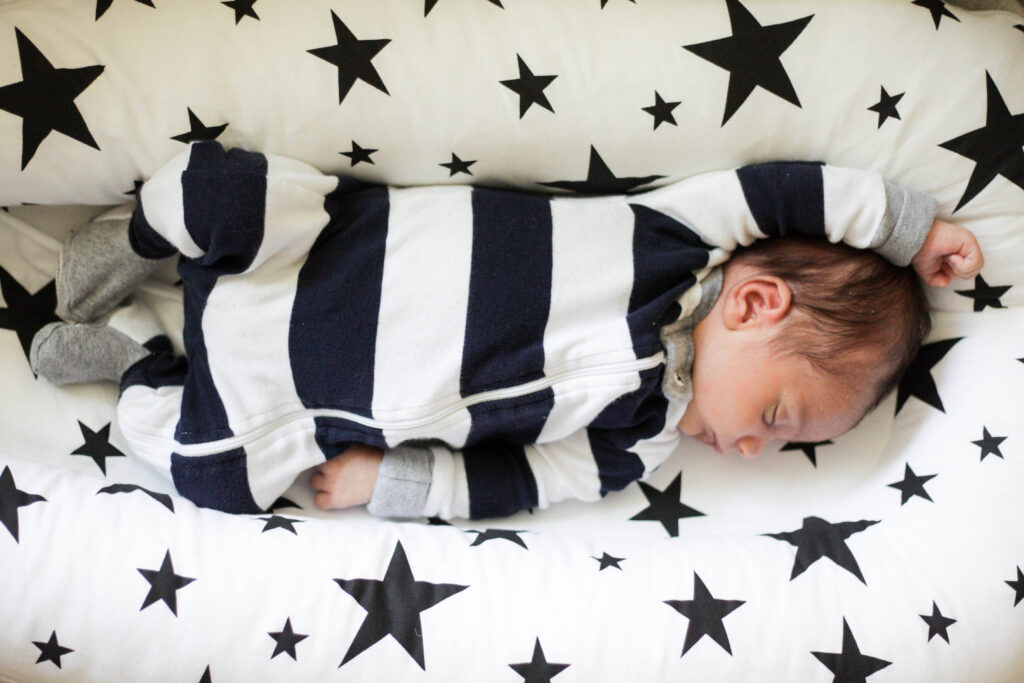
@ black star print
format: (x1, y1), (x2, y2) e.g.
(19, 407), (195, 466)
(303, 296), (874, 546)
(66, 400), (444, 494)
(425, 0), (503, 16)
(1016, 24), (1024, 35)
(812, 618), (891, 681)
(138, 550), (196, 616)
(920, 601), (957, 643)
(257, 514), (305, 535)
(171, 108), (228, 144)
(341, 141), (378, 166)
(70, 421), (125, 474)
(643, 91), (680, 129)
(913, 0), (960, 29)
(665, 573), (745, 656)
(95, 0), (154, 20)
(955, 274), (1011, 311)
(500, 55), (558, 118)
(887, 463), (936, 505)
(441, 153), (477, 177)
(766, 516), (879, 584)
(601, 0), (637, 6)
(593, 552), (626, 571)
(939, 72), (1024, 211)
(308, 11), (391, 105)
(867, 86), (904, 128)
(98, 483), (175, 512)
(629, 472), (704, 537)
(0, 29), (105, 169)
(33, 631), (73, 668)
(0, 465), (46, 542)
(972, 426), (1007, 461)
(334, 541), (468, 669)
(540, 146), (665, 194)
(1007, 566), (1024, 606)
(896, 337), (962, 414)
(509, 638), (570, 682)
(268, 618), (308, 660)
(0, 266), (59, 365)
(199, 666), (212, 683)
(683, 0), (812, 125)
(780, 440), (833, 466)
(222, 0), (259, 23)
(467, 528), (528, 548)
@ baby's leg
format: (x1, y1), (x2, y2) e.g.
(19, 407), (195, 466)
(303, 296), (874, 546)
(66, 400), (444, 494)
(56, 205), (170, 323)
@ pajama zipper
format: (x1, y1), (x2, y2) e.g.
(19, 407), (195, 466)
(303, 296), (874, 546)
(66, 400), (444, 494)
(121, 353), (666, 456)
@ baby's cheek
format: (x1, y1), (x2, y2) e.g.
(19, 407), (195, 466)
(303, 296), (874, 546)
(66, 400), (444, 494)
(705, 401), (727, 425)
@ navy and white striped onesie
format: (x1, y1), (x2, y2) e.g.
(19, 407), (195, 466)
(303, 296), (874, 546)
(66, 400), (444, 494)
(115, 142), (935, 519)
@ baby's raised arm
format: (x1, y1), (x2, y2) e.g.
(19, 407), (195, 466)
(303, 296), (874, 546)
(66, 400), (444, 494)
(631, 161), (940, 268)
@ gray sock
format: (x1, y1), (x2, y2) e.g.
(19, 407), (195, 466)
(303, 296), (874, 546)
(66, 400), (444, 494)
(56, 208), (170, 324)
(30, 322), (150, 385)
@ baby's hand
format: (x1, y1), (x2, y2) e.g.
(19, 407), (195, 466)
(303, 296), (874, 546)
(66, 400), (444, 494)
(310, 444), (384, 510)
(911, 219), (984, 287)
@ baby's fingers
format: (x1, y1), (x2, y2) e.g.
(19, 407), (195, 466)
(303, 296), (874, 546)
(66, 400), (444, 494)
(926, 267), (951, 288)
(314, 491), (340, 510)
(949, 250), (983, 279)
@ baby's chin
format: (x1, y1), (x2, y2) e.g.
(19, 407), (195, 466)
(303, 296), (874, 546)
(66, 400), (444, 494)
(678, 424), (701, 438)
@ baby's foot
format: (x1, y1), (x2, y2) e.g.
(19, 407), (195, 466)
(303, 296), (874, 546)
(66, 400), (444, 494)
(56, 208), (166, 323)
(30, 321), (149, 385)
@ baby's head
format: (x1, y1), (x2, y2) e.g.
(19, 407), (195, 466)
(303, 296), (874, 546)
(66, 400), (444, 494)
(678, 235), (931, 457)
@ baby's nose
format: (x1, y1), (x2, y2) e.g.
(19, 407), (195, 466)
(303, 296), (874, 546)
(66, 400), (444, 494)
(736, 436), (763, 459)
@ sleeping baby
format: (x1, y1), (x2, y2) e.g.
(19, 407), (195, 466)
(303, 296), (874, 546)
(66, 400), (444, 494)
(30, 142), (982, 519)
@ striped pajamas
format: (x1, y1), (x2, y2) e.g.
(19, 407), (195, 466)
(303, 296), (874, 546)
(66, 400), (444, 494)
(115, 142), (935, 519)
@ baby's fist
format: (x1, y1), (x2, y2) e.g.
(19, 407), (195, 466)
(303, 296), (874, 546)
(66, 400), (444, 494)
(912, 219), (984, 287)
(310, 444), (384, 510)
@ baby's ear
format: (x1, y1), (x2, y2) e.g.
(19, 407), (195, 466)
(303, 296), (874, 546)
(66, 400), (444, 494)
(723, 275), (792, 329)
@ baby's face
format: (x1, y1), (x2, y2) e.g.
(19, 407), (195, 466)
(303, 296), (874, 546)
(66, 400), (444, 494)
(677, 325), (870, 459)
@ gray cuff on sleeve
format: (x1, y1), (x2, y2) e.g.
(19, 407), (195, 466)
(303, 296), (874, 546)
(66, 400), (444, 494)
(366, 445), (435, 518)
(872, 181), (939, 266)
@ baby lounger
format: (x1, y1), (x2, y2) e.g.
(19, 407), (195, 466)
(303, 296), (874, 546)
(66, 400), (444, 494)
(1, 0), (1023, 680)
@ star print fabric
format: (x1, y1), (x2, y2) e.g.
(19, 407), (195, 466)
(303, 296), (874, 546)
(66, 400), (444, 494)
(1, 0), (1024, 680)
(0, 0), (1017, 309)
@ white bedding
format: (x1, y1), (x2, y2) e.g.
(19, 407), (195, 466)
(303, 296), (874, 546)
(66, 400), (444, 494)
(1, 0), (1023, 680)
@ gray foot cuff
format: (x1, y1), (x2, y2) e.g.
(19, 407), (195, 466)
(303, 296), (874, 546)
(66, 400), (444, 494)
(367, 445), (434, 518)
(30, 321), (150, 385)
(56, 207), (170, 324)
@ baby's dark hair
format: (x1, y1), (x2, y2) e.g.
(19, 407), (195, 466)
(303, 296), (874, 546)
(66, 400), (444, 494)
(728, 235), (931, 412)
